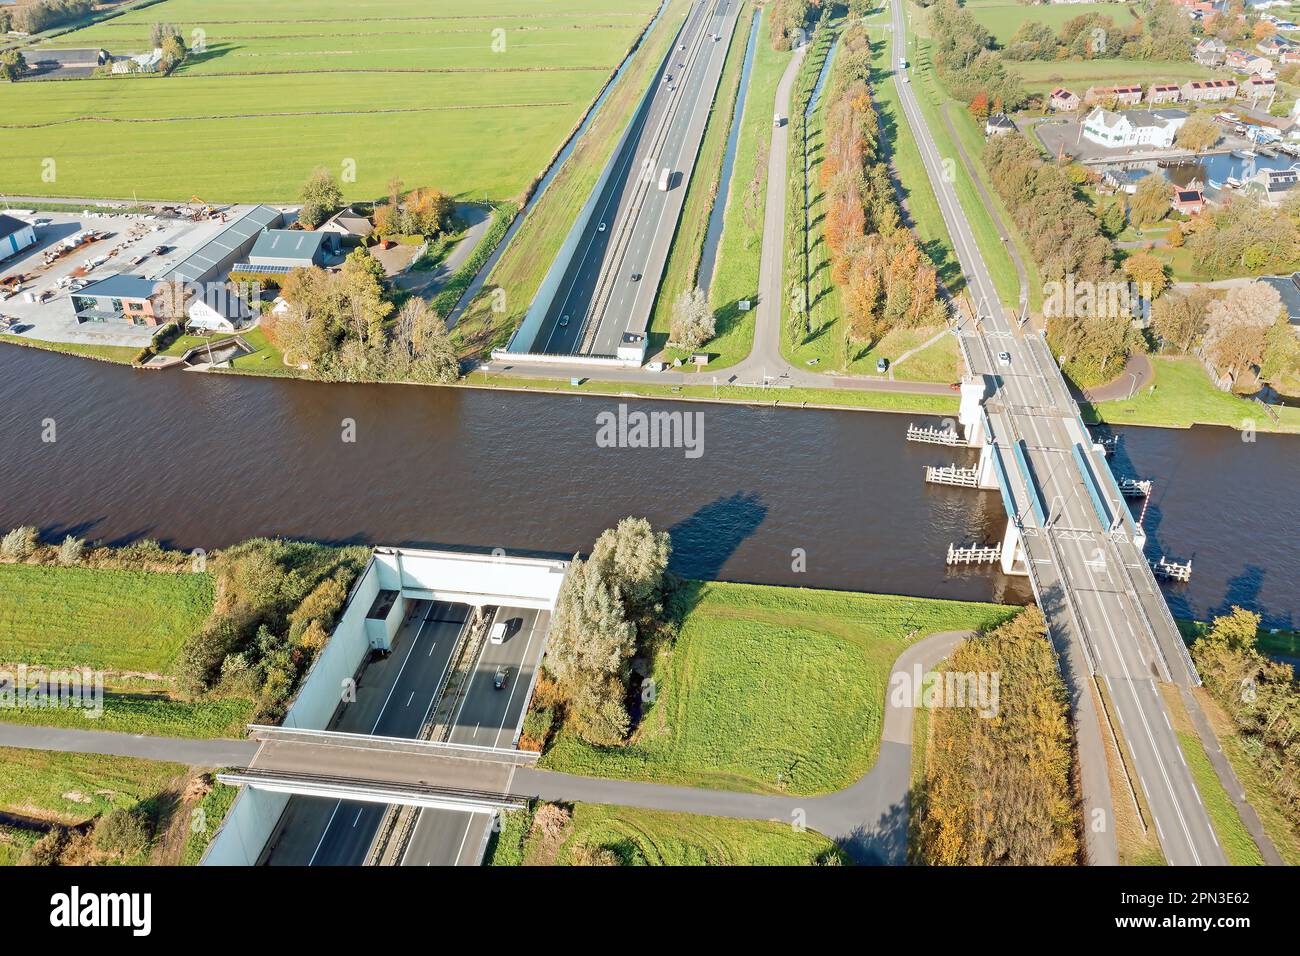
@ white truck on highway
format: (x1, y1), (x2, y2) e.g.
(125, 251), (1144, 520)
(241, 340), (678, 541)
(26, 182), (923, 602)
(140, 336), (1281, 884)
(658, 167), (672, 191)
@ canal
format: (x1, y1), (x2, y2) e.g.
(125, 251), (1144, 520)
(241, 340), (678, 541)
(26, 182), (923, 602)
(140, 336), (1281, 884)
(0, 346), (1296, 628)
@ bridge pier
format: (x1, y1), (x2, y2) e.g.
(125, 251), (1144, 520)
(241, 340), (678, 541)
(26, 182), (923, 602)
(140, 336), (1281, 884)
(999, 519), (1028, 577)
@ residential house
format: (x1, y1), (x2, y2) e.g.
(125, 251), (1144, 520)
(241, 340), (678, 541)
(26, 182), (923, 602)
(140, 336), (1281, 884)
(317, 207), (375, 252)
(1048, 87), (1080, 112)
(1147, 83), (1182, 105)
(1085, 84), (1144, 107)
(111, 48), (163, 74)
(1261, 273), (1300, 335)
(1280, 48), (1300, 66)
(1194, 37), (1227, 66)
(1256, 35), (1293, 58)
(1181, 78), (1237, 103)
(70, 274), (164, 325)
(1225, 49), (1273, 75)
(1239, 165), (1300, 205)
(1239, 73), (1277, 103)
(985, 112), (1016, 136)
(1081, 107), (1188, 149)
(0, 213), (36, 263)
(1171, 187), (1206, 215)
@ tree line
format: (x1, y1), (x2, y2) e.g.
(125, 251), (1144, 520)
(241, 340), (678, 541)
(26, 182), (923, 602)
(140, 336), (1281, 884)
(983, 133), (1141, 386)
(916, 607), (1082, 865)
(769, 0), (822, 52)
(0, 0), (92, 35)
(1192, 608), (1300, 841)
(530, 518), (674, 748)
(1003, 0), (1193, 65)
(928, 0), (1027, 111)
(819, 23), (946, 353)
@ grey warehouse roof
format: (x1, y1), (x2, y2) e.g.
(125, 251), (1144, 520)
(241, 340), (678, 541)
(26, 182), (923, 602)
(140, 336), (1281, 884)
(170, 204), (282, 284)
(248, 229), (326, 263)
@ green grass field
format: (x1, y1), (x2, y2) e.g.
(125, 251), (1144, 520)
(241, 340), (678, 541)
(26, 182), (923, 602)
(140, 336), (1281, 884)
(181, 778), (238, 865)
(1007, 58), (1215, 98)
(871, 13), (962, 295)
(703, 7), (794, 366)
(540, 580), (1015, 795)
(488, 802), (847, 865)
(964, 0), (1137, 46)
(1082, 356), (1300, 433)
(0, 693), (253, 737)
(0, 563), (214, 674)
(1, 0), (659, 202)
(0, 746), (187, 826)
(480, 373), (962, 413)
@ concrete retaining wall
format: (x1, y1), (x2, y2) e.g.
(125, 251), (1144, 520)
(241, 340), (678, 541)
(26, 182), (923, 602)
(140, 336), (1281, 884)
(201, 786), (290, 866)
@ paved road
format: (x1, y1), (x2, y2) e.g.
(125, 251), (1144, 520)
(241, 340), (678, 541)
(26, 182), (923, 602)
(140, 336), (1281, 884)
(400, 608), (550, 866)
(888, 0), (1221, 865)
(262, 600), (468, 865)
(0, 628), (967, 865)
(531, 0), (740, 357)
(393, 203), (492, 299)
(0, 724), (257, 767)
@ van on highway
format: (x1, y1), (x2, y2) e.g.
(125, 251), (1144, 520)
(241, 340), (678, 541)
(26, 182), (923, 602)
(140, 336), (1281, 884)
(489, 621), (507, 645)
(658, 167), (672, 191)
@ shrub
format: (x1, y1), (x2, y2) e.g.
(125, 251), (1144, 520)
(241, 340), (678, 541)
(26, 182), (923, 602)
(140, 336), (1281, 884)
(56, 534), (84, 566)
(21, 826), (70, 866)
(92, 808), (152, 858)
(568, 843), (620, 866)
(0, 526), (38, 560)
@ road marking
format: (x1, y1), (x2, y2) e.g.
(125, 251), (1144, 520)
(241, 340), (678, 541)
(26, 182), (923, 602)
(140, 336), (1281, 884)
(353, 807), (363, 827)
(406, 691), (415, 707)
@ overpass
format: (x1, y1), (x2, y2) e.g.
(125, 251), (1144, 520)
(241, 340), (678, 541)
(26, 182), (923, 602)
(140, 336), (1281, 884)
(889, 0), (1223, 865)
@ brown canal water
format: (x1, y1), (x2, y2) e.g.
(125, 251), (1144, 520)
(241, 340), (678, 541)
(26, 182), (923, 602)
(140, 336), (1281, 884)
(0, 346), (1296, 627)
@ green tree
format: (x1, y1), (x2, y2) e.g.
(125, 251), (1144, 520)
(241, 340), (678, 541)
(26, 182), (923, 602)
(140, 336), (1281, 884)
(669, 286), (716, 351)
(589, 516), (672, 621)
(0, 49), (27, 83)
(1130, 173), (1170, 227)
(1122, 251), (1169, 299)
(299, 167), (342, 229)
(1175, 113), (1220, 153)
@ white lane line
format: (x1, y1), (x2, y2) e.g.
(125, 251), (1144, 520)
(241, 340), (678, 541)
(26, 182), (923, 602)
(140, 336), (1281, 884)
(353, 807), (363, 827)
(492, 610), (545, 749)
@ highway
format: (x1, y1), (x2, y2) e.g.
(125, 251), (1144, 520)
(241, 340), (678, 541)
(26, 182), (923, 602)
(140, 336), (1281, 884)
(532, 0), (740, 357)
(400, 608), (550, 866)
(262, 600), (467, 865)
(888, 0), (1224, 865)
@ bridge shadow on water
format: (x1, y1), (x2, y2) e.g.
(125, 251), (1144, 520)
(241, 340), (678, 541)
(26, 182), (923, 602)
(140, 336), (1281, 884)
(666, 491), (767, 581)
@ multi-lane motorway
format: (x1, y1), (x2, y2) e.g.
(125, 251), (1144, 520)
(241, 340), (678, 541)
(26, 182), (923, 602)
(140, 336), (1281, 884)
(532, 0), (740, 357)
(261, 602), (548, 866)
(888, 0), (1224, 865)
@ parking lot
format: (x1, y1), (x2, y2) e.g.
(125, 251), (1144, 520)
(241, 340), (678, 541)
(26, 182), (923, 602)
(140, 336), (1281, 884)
(0, 206), (255, 347)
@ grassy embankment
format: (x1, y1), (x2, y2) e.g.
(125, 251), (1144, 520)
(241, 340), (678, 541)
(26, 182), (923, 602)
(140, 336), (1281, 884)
(963, 0), (1137, 45)
(693, 8), (795, 368)
(0, 747), (236, 865)
(487, 801), (847, 866)
(1082, 356), (1300, 433)
(451, 0), (691, 355)
(646, 3), (753, 363)
(540, 580), (1016, 795)
(904, 1), (1031, 312)
(0, 562), (254, 736)
(1, 0), (660, 202)
(1160, 686), (1265, 866)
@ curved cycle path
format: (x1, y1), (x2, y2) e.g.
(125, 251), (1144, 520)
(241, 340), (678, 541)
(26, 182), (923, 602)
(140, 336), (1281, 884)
(0, 630), (968, 865)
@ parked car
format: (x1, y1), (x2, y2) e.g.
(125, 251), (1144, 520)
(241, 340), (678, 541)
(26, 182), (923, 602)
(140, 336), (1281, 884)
(876, 357), (889, 373)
